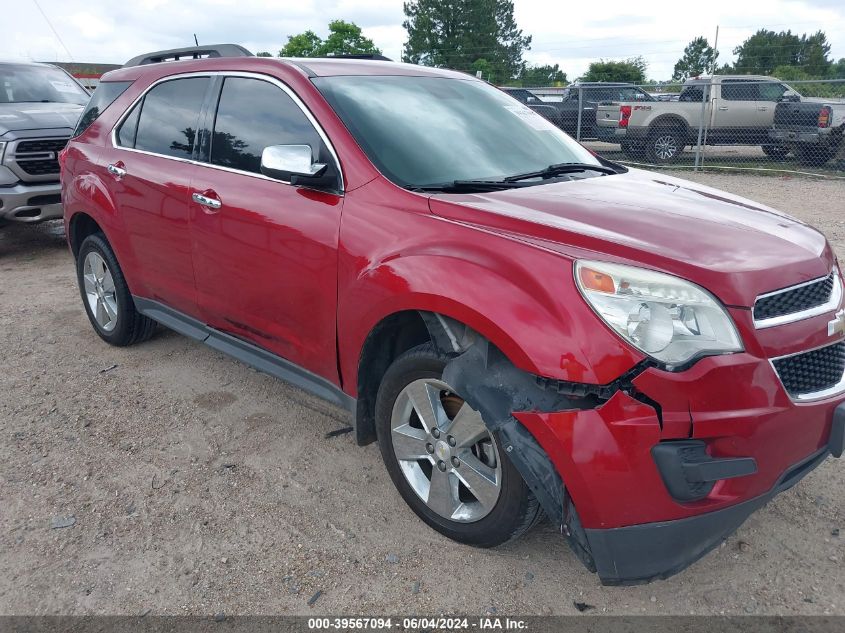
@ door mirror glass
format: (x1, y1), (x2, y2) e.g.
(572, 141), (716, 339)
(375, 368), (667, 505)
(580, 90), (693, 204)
(780, 91), (801, 103)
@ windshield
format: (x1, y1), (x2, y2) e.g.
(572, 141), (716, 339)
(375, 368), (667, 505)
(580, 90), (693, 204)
(0, 64), (89, 105)
(314, 75), (601, 188)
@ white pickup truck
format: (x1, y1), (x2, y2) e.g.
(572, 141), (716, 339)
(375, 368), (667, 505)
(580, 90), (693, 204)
(595, 75), (801, 163)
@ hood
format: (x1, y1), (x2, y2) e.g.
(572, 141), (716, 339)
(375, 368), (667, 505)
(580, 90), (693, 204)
(428, 169), (832, 307)
(0, 102), (83, 136)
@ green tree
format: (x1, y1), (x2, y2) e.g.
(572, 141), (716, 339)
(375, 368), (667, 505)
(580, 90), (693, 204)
(800, 31), (832, 77)
(831, 58), (845, 79)
(731, 29), (831, 76)
(256, 51), (273, 57)
(518, 64), (567, 86)
(280, 20), (381, 57)
(581, 57), (647, 83)
(280, 31), (323, 57)
(403, 0), (532, 84)
(672, 37), (718, 80)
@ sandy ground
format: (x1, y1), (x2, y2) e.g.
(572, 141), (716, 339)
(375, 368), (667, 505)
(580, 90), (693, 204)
(0, 171), (843, 616)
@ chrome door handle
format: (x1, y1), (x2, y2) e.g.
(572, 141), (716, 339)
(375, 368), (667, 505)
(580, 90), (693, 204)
(192, 192), (222, 209)
(717, 106), (729, 111)
(107, 163), (126, 177)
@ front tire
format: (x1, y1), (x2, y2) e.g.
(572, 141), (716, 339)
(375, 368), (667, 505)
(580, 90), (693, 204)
(76, 233), (156, 346)
(375, 343), (541, 547)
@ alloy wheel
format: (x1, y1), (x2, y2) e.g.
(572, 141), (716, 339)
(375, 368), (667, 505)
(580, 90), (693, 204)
(390, 378), (502, 523)
(82, 251), (118, 332)
(653, 134), (679, 161)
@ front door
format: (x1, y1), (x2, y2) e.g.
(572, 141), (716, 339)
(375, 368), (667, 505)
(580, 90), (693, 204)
(105, 76), (210, 316)
(189, 75), (344, 381)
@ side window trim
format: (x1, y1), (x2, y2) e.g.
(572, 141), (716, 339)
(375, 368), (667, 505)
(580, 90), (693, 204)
(110, 70), (344, 192)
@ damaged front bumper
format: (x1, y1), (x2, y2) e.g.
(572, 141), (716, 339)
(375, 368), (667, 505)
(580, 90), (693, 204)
(422, 313), (844, 585)
(513, 352), (845, 585)
(582, 445), (834, 584)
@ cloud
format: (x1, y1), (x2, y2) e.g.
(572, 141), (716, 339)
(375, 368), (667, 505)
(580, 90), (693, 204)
(4, 0), (844, 80)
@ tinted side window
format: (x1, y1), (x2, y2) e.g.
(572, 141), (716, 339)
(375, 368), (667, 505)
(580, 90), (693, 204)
(73, 81), (132, 137)
(721, 81), (758, 101)
(117, 101), (141, 147)
(758, 82), (787, 102)
(210, 77), (324, 175)
(133, 77), (209, 159)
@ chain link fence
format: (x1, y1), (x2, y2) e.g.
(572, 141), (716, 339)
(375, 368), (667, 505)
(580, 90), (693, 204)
(515, 79), (845, 177)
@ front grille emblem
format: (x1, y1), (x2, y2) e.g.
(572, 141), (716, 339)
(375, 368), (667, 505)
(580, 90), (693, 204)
(828, 309), (845, 337)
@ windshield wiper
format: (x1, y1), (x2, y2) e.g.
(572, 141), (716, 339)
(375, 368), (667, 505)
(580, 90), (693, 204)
(409, 180), (532, 193)
(503, 162), (619, 182)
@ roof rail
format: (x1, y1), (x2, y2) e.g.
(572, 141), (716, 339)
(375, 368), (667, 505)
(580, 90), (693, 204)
(124, 44), (253, 67)
(319, 54), (393, 61)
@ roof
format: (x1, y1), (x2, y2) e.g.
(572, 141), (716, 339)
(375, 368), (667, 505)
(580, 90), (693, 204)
(103, 55), (474, 83)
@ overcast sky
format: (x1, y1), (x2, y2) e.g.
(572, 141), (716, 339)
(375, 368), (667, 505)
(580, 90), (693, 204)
(5, 0), (845, 80)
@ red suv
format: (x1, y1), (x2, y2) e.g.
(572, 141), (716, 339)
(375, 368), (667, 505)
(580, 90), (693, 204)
(61, 45), (844, 585)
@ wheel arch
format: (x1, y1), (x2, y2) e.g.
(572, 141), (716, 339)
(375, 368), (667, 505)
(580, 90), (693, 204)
(647, 114), (690, 137)
(67, 211), (105, 258)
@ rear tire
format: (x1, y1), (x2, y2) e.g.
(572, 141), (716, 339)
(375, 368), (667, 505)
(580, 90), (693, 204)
(761, 144), (790, 159)
(375, 343), (541, 547)
(76, 233), (156, 346)
(796, 145), (835, 167)
(645, 128), (685, 164)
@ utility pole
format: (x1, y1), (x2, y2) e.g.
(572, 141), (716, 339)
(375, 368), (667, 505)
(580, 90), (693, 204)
(712, 25), (719, 74)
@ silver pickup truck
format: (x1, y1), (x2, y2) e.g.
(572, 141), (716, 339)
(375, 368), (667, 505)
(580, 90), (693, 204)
(0, 61), (88, 225)
(595, 75), (800, 163)
(770, 99), (845, 167)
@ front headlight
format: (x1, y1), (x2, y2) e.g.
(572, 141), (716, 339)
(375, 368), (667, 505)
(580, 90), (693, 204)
(575, 260), (743, 367)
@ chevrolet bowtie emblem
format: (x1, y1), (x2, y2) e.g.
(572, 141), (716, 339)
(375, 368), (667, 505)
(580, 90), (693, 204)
(828, 309), (845, 337)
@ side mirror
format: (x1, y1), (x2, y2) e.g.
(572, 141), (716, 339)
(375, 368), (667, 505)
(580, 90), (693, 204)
(260, 144), (327, 182)
(780, 92), (800, 103)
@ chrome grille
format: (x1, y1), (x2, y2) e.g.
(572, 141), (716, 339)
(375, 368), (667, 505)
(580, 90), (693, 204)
(772, 341), (845, 399)
(6, 137), (69, 182)
(753, 271), (841, 328)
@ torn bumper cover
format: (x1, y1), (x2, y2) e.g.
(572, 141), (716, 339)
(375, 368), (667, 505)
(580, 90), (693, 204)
(430, 316), (845, 585)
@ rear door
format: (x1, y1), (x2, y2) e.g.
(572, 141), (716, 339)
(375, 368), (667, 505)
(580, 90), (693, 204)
(712, 80), (763, 143)
(189, 74), (344, 380)
(756, 81), (790, 129)
(106, 75), (210, 316)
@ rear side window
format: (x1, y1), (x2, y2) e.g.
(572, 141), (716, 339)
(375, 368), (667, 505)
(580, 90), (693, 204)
(73, 81), (132, 137)
(722, 81), (759, 101)
(758, 82), (787, 102)
(117, 102), (141, 147)
(209, 77), (325, 175)
(121, 77), (209, 159)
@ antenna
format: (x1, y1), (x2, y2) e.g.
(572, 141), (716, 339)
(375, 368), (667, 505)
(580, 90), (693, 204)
(31, 0), (74, 61)
(194, 34), (199, 46)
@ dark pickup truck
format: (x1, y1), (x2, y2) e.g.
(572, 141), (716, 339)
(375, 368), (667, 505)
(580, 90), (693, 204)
(499, 88), (565, 128)
(770, 99), (845, 167)
(502, 84), (654, 139)
(550, 83), (654, 139)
